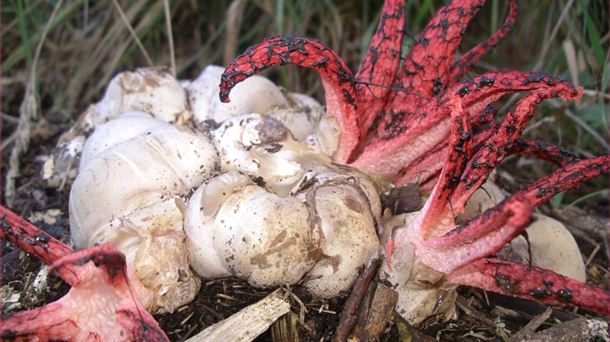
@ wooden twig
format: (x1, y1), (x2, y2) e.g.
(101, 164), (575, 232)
(332, 253), (382, 342)
(357, 283), (398, 341)
(509, 307), (552, 342)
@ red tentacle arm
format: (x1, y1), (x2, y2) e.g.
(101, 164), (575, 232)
(0, 206), (168, 342)
(421, 97), (473, 224)
(507, 139), (578, 166)
(410, 195), (533, 274)
(448, 0), (518, 83)
(395, 0), (487, 107)
(219, 35), (361, 163)
(454, 85), (582, 205)
(1, 207), (75, 283)
(448, 258), (610, 316)
(520, 154), (610, 207)
(354, 0), (405, 134)
(353, 71), (579, 183)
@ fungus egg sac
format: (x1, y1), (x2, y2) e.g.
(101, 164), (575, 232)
(68, 66), (381, 313)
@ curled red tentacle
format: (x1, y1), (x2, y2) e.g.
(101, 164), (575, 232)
(423, 97), (473, 223)
(355, 0), (405, 134)
(448, 258), (610, 316)
(448, 0), (518, 83)
(0, 206), (168, 342)
(395, 0), (487, 105)
(454, 85), (582, 205)
(416, 195), (533, 273)
(353, 71), (579, 181)
(219, 35), (360, 163)
(520, 154), (610, 207)
(508, 139), (578, 166)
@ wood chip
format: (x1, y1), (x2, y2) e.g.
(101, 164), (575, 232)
(333, 254), (381, 342)
(186, 289), (290, 342)
(515, 317), (608, 342)
(508, 307), (552, 342)
(356, 283), (398, 341)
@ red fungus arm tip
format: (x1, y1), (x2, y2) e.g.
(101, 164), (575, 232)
(355, 0), (405, 133)
(0, 206), (168, 342)
(219, 35), (361, 163)
(448, 258), (610, 316)
(448, 0), (518, 82)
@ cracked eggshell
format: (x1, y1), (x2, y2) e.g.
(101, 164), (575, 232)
(208, 74), (288, 123)
(265, 92), (323, 141)
(47, 69), (190, 188)
(188, 65), (288, 124)
(303, 182), (380, 298)
(187, 65), (225, 124)
(186, 173), (317, 287)
(70, 121), (218, 247)
(309, 116), (341, 157)
(96, 198), (200, 312)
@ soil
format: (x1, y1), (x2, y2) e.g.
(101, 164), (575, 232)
(1, 127), (608, 341)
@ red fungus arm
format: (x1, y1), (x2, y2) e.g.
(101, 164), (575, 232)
(1, 207), (76, 284)
(521, 154), (610, 206)
(447, 0), (518, 83)
(0, 206), (168, 342)
(219, 35), (360, 163)
(454, 84), (582, 205)
(395, 0), (487, 104)
(448, 258), (610, 316)
(354, 71), (579, 182)
(508, 139), (578, 166)
(354, 0), (405, 134)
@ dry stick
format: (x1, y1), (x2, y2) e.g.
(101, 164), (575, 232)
(508, 307), (553, 342)
(112, 0), (153, 67)
(5, 0), (64, 207)
(163, 0), (176, 76)
(358, 284), (398, 341)
(332, 254), (381, 342)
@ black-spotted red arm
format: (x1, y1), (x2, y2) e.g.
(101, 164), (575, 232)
(447, 0), (518, 83)
(219, 35), (361, 163)
(222, 0), (610, 319)
(389, 87), (610, 317)
(0, 206), (169, 342)
(220, 0), (518, 171)
(352, 71), (581, 182)
(354, 0), (405, 134)
(448, 258), (610, 316)
(395, 0), (486, 103)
